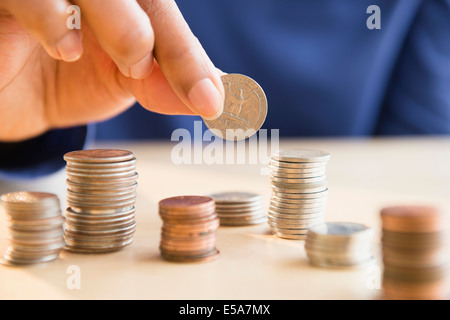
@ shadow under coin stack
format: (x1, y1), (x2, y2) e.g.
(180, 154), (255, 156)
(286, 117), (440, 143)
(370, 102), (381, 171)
(268, 149), (330, 240)
(63, 149), (138, 253)
(305, 222), (373, 267)
(1, 192), (65, 265)
(159, 196), (220, 262)
(381, 206), (450, 300)
(208, 192), (266, 226)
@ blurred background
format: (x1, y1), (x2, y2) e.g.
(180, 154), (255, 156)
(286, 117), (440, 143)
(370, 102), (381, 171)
(93, 0), (450, 140)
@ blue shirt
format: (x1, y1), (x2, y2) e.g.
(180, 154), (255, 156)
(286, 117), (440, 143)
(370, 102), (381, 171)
(1, 0), (450, 179)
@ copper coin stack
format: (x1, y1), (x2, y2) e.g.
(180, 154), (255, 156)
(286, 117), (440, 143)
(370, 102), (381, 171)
(381, 206), (450, 300)
(268, 149), (330, 240)
(208, 192), (266, 226)
(1, 192), (65, 265)
(159, 196), (220, 262)
(63, 149), (138, 253)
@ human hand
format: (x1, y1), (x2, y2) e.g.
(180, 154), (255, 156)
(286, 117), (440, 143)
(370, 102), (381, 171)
(0, 0), (224, 141)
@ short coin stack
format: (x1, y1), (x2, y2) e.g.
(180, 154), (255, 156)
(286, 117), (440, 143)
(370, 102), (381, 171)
(63, 149), (138, 253)
(268, 149), (330, 240)
(1, 192), (65, 265)
(305, 222), (373, 268)
(159, 196), (220, 263)
(381, 206), (450, 300)
(208, 192), (266, 226)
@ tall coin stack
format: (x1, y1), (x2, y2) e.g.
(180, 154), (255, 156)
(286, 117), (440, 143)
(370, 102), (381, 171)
(209, 192), (266, 226)
(268, 149), (330, 240)
(381, 206), (450, 300)
(1, 192), (65, 265)
(305, 222), (373, 267)
(159, 196), (220, 263)
(63, 149), (138, 253)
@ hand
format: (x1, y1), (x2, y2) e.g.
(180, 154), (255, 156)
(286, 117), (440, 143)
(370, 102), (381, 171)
(0, 0), (224, 141)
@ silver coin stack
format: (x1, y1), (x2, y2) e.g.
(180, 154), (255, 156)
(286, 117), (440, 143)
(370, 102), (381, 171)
(1, 192), (65, 265)
(208, 192), (266, 226)
(63, 149), (138, 253)
(305, 222), (374, 267)
(268, 149), (330, 240)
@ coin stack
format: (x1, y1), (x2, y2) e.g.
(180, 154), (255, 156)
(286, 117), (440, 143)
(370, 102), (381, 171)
(381, 206), (450, 300)
(159, 196), (220, 263)
(208, 192), (266, 226)
(268, 149), (330, 240)
(63, 149), (138, 253)
(1, 192), (65, 265)
(305, 222), (373, 268)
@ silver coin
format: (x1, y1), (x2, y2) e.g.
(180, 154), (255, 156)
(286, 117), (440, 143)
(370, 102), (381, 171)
(64, 237), (134, 253)
(2, 251), (60, 265)
(308, 222), (373, 240)
(215, 206), (264, 214)
(272, 149), (331, 163)
(66, 157), (137, 168)
(269, 205), (325, 214)
(208, 191), (262, 204)
(307, 255), (374, 268)
(268, 165), (326, 174)
(66, 169), (136, 181)
(270, 160), (328, 169)
(67, 181), (137, 194)
(271, 176), (327, 184)
(268, 211), (326, 221)
(66, 164), (136, 174)
(215, 201), (262, 209)
(217, 210), (265, 217)
(271, 171), (326, 179)
(66, 172), (138, 184)
(272, 189), (328, 199)
(271, 231), (307, 240)
(219, 216), (267, 227)
(203, 74), (267, 141)
(66, 177), (137, 188)
(270, 195), (328, 204)
(67, 188), (137, 199)
(67, 193), (136, 205)
(9, 228), (64, 240)
(270, 200), (326, 209)
(268, 215), (324, 224)
(269, 222), (323, 231)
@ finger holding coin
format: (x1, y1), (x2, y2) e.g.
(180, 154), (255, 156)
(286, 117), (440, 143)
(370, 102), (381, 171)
(203, 74), (267, 141)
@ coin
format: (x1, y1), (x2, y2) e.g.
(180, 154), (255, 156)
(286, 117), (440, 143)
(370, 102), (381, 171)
(381, 206), (447, 233)
(209, 191), (266, 227)
(209, 191), (262, 203)
(268, 149), (330, 240)
(380, 206), (449, 300)
(304, 222), (374, 268)
(272, 149), (331, 163)
(269, 160), (327, 169)
(64, 149), (134, 163)
(63, 149), (138, 253)
(203, 74), (267, 141)
(1, 192), (65, 265)
(159, 195), (220, 263)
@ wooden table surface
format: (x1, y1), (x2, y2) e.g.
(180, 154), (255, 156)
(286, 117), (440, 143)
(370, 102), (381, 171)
(0, 137), (449, 299)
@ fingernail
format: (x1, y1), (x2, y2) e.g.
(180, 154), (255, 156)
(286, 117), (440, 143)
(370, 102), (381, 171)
(129, 52), (154, 79)
(188, 78), (223, 120)
(56, 31), (82, 62)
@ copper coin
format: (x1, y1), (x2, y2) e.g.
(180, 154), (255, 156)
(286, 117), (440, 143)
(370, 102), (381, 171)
(381, 206), (446, 233)
(64, 149), (134, 163)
